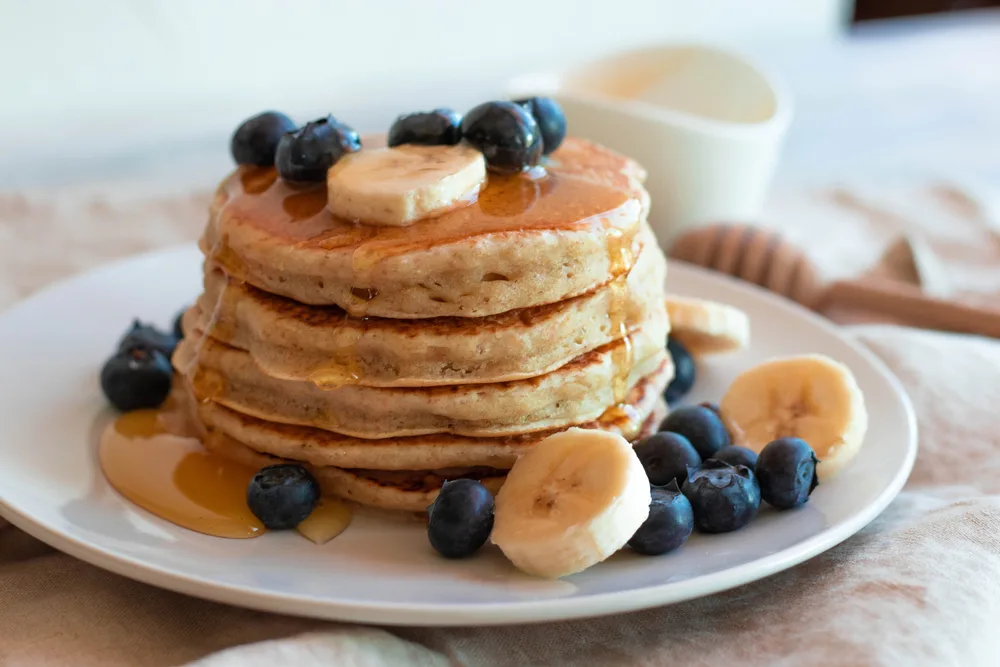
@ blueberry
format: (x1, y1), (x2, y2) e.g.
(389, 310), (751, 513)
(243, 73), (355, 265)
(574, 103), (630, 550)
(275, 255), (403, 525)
(682, 460), (760, 533)
(100, 347), (173, 411)
(275, 115), (361, 182)
(711, 445), (759, 472)
(246, 464), (320, 529)
(664, 338), (695, 405)
(659, 405), (731, 459)
(117, 319), (178, 359)
(699, 401), (721, 416)
(513, 97), (566, 155)
(461, 101), (543, 174)
(230, 111), (297, 166)
(629, 481), (694, 556)
(756, 437), (820, 510)
(634, 432), (701, 486)
(427, 479), (495, 559)
(388, 108), (462, 147)
(173, 309), (186, 340)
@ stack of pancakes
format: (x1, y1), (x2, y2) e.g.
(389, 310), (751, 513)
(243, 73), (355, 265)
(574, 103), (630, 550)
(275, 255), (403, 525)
(174, 137), (672, 513)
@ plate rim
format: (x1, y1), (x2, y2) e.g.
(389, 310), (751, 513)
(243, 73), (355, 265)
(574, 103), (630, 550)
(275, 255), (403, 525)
(0, 244), (918, 626)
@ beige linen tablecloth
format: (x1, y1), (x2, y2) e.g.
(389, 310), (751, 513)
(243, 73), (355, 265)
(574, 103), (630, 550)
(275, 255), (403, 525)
(2, 184), (1000, 667)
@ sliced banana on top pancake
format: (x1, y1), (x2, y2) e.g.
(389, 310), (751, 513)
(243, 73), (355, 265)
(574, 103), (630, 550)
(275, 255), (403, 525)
(326, 144), (486, 226)
(491, 428), (651, 579)
(719, 354), (868, 480)
(665, 296), (750, 356)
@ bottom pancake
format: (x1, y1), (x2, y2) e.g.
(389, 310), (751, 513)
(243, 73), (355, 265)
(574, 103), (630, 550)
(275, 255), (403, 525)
(197, 431), (509, 514)
(198, 397), (666, 513)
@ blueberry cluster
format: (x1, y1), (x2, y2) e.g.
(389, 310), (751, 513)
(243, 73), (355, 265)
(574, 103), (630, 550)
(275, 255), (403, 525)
(628, 404), (821, 554)
(462, 102), (543, 173)
(230, 111), (361, 183)
(229, 97), (567, 183)
(387, 98), (565, 174)
(99, 315), (186, 412)
(634, 336), (821, 551)
(422, 409), (819, 563)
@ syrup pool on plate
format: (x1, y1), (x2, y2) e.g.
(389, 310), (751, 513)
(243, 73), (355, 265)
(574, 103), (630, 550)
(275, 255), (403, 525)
(100, 398), (353, 543)
(99, 406), (266, 538)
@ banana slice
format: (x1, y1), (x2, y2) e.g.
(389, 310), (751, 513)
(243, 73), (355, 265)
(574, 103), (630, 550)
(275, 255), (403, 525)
(665, 296), (750, 356)
(491, 428), (650, 579)
(720, 354), (867, 480)
(326, 144), (486, 226)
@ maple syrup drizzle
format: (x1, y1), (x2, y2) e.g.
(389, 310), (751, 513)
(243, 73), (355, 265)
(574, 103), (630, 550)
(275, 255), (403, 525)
(99, 406), (265, 538)
(600, 216), (643, 441)
(196, 272), (237, 345)
(240, 165), (278, 194)
(206, 240), (249, 284)
(307, 244), (380, 388)
(306, 315), (364, 388)
(176, 271), (229, 406)
(217, 165), (633, 259)
(282, 187), (328, 220)
(598, 403), (643, 442)
(605, 223), (638, 406)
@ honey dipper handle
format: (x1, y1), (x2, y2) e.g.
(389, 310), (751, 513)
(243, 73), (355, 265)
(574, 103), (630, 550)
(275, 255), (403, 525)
(821, 278), (1000, 338)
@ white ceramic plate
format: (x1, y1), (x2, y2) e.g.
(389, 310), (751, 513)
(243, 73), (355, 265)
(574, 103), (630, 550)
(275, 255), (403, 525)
(0, 245), (916, 626)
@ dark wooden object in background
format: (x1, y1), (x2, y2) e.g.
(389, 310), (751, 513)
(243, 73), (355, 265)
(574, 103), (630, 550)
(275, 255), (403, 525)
(854, 0), (1000, 21)
(668, 224), (1000, 339)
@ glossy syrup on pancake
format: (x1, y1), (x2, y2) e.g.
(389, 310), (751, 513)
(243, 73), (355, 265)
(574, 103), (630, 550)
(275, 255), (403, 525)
(606, 218), (638, 423)
(217, 162), (630, 257)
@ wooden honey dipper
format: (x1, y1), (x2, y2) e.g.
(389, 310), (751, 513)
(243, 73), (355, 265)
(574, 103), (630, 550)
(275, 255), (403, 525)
(669, 224), (1000, 338)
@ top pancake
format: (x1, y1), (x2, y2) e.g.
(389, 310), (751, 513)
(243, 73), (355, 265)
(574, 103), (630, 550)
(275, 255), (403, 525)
(200, 137), (648, 319)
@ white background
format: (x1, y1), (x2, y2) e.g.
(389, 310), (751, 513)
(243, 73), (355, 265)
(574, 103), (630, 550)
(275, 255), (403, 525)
(1, 1), (998, 193)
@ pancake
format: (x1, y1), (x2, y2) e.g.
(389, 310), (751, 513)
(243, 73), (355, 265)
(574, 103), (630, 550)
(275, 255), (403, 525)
(193, 231), (668, 387)
(175, 310), (671, 438)
(200, 137), (648, 318)
(202, 430), (500, 514)
(193, 378), (668, 513)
